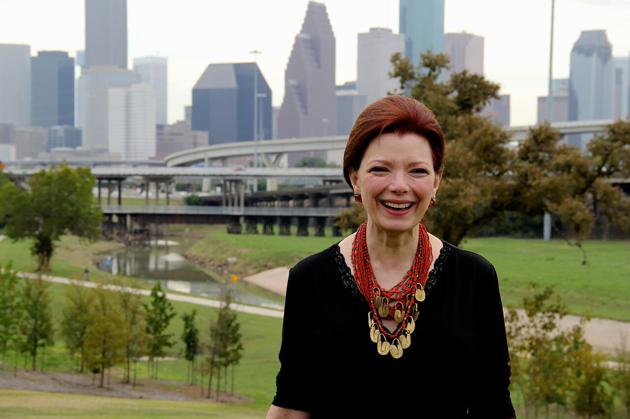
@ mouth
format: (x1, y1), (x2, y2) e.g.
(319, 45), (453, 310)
(380, 200), (415, 214)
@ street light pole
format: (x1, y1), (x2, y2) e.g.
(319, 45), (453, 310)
(544, 0), (556, 241)
(250, 50), (262, 169)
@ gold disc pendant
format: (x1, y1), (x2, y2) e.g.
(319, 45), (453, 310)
(370, 323), (380, 343)
(368, 312), (374, 328)
(412, 303), (419, 321)
(415, 287), (426, 302)
(389, 338), (403, 359)
(400, 330), (411, 349)
(378, 297), (390, 318)
(377, 334), (390, 356)
(406, 316), (416, 334)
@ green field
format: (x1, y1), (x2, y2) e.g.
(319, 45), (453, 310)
(0, 389), (263, 418)
(188, 226), (630, 321)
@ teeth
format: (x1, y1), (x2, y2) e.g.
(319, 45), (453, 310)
(383, 202), (413, 209)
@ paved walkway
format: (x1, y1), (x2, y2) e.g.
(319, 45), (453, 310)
(242, 266), (630, 354)
(17, 272), (283, 319)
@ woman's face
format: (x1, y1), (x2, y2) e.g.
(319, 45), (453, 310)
(350, 132), (441, 234)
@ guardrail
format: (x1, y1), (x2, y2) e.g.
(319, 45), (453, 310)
(101, 205), (343, 217)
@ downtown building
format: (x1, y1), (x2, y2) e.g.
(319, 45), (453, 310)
(277, 1), (336, 140)
(108, 84), (156, 160)
(336, 81), (366, 136)
(0, 44), (31, 127)
(31, 51), (74, 128)
(537, 79), (569, 123)
(133, 56), (168, 125)
(192, 62), (272, 146)
(444, 32), (484, 77)
(568, 30), (614, 148)
(85, 0), (127, 69)
(399, 0), (444, 65)
(357, 28), (405, 105)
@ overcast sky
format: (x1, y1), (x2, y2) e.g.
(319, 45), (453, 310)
(2, 0), (630, 126)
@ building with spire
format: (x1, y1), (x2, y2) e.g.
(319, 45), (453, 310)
(277, 1), (336, 140)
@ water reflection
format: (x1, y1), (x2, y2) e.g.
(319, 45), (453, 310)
(96, 243), (282, 310)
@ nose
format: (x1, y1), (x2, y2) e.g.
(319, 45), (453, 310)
(388, 170), (410, 194)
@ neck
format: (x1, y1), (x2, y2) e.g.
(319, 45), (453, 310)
(366, 220), (418, 269)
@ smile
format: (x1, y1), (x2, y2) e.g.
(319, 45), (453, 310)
(381, 201), (414, 210)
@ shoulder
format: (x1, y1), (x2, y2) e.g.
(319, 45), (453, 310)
(444, 243), (498, 283)
(289, 243), (338, 280)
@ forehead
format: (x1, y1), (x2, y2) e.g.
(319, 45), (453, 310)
(361, 132), (432, 164)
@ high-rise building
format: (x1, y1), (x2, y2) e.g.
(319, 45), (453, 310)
(444, 32), (484, 77)
(357, 28), (405, 105)
(108, 84), (156, 160)
(133, 56), (168, 124)
(613, 56), (630, 119)
(537, 78), (569, 123)
(336, 82), (366, 135)
(156, 121), (208, 159)
(569, 30), (614, 148)
(399, 0), (444, 65)
(85, 0), (127, 69)
(48, 126), (82, 150)
(192, 62), (272, 145)
(0, 44), (31, 126)
(481, 94), (510, 127)
(31, 51), (75, 128)
(0, 124), (47, 159)
(277, 1), (336, 139)
(77, 67), (140, 150)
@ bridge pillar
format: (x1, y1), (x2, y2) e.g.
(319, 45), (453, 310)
(297, 217), (309, 236)
(97, 178), (102, 205)
(279, 217), (291, 235)
(145, 180), (150, 206)
(107, 179), (112, 205)
(245, 217), (258, 234)
(314, 217), (326, 237)
(263, 216), (275, 235)
(227, 215), (242, 234)
(117, 180), (122, 206)
(155, 181), (160, 205)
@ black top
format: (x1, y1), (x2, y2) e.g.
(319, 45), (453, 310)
(272, 242), (516, 419)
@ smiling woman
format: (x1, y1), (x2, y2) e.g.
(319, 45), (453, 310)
(266, 96), (516, 418)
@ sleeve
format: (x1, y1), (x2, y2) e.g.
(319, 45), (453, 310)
(271, 265), (316, 413)
(468, 262), (517, 419)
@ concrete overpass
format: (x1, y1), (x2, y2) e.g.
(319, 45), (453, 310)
(164, 119), (613, 167)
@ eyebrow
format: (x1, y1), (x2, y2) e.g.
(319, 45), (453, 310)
(366, 159), (432, 166)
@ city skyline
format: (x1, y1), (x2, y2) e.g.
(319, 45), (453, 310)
(2, 0), (630, 126)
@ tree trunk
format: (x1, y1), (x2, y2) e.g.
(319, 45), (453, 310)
(100, 361), (105, 388)
(207, 364), (213, 398)
(31, 341), (37, 371)
(216, 366), (221, 401)
(80, 346), (85, 373)
(41, 344), (45, 372)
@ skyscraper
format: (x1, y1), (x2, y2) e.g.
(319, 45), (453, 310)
(568, 30), (614, 147)
(357, 28), (405, 105)
(77, 67), (140, 150)
(277, 1), (336, 139)
(336, 82), (366, 135)
(0, 44), (31, 126)
(444, 32), (484, 77)
(399, 0), (444, 65)
(133, 56), (168, 124)
(108, 84), (156, 160)
(31, 51), (75, 128)
(613, 56), (629, 119)
(537, 79), (569, 123)
(192, 62), (272, 146)
(85, 0), (128, 69)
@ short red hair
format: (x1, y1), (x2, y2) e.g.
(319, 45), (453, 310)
(342, 95), (445, 188)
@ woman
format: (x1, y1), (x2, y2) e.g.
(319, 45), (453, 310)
(267, 96), (516, 418)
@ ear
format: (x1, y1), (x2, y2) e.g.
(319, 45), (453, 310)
(349, 168), (359, 190)
(433, 170), (442, 195)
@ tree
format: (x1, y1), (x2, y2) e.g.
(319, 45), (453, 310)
(20, 278), (54, 371)
(205, 289), (243, 399)
(60, 283), (95, 373)
(382, 51), (630, 246)
(181, 310), (200, 385)
(84, 286), (126, 388)
(572, 348), (615, 419)
(0, 164), (102, 271)
(144, 282), (175, 379)
(116, 280), (148, 385)
(0, 264), (22, 369)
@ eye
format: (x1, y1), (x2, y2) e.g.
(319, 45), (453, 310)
(410, 168), (429, 175)
(368, 166), (388, 174)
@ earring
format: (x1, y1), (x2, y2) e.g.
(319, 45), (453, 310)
(353, 189), (362, 203)
(429, 196), (436, 208)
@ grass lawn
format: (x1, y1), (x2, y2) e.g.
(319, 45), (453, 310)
(188, 226), (630, 321)
(0, 389), (263, 418)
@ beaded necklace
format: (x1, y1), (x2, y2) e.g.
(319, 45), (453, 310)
(351, 222), (432, 359)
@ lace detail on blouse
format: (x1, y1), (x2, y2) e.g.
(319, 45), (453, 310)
(331, 241), (453, 301)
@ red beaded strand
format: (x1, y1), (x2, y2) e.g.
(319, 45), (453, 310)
(351, 222), (432, 341)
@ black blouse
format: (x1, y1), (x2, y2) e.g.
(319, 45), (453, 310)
(272, 242), (516, 419)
